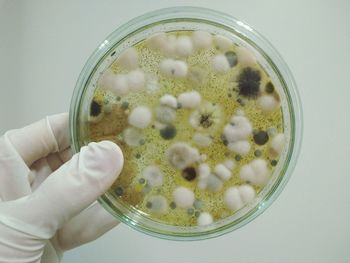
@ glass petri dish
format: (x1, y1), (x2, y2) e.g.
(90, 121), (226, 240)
(69, 6), (302, 240)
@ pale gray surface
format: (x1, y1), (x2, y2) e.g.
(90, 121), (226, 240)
(1, 0), (350, 262)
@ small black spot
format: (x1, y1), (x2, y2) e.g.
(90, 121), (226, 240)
(90, 100), (102, 117)
(195, 211), (201, 217)
(221, 134), (228, 146)
(237, 98), (245, 106)
(254, 149), (262, 157)
(235, 155), (242, 161)
(135, 153), (141, 159)
(121, 101), (129, 109)
(182, 167), (197, 181)
(146, 202), (152, 209)
(160, 125), (177, 140)
(225, 51), (238, 67)
(138, 178), (145, 184)
(271, 160), (278, 166)
(114, 186), (124, 196)
(265, 81), (275, 93)
(170, 202), (177, 209)
(110, 51), (116, 57)
(187, 208), (195, 215)
(237, 67), (261, 99)
(253, 131), (269, 145)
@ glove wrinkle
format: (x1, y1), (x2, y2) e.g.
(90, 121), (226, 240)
(0, 222), (45, 263)
(0, 134), (31, 201)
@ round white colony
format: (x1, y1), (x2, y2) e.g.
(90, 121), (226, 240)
(213, 35), (232, 51)
(128, 106), (152, 129)
(172, 62), (186, 77)
(159, 59), (188, 79)
(224, 184), (256, 211)
(197, 163), (211, 190)
(239, 164), (255, 183)
(117, 47), (138, 70)
(270, 133), (285, 155)
(143, 165), (164, 187)
(147, 32), (168, 50)
(177, 91), (201, 109)
(147, 195), (168, 214)
(250, 159), (269, 185)
(192, 30), (212, 49)
(223, 159), (236, 170)
(192, 133), (213, 148)
(110, 74), (129, 96)
(228, 140), (251, 156)
(258, 95), (278, 112)
(123, 127), (144, 147)
(155, 106), (176, 124)
(238, 184), (256, 204)
(197, 212), (213, 226)
(236, 46), (256, 66)
(214, 164), (232, 181)
(240, 159), (269, 186)
(206, 174), (223, 192)
(160, 94), (178, 108)
(173, 186), (195, 208)
(211, 54), (230, 73)
(99, 71), (129, 96)
(224, 187), (242, 211)
(223, 115), (253, 143)
(162, 35), (177, 57)
(231, 115), (253, 137)
(126, 69), (145, 92)
(176, 35), (194, 57)
(166, 142), (200, 170)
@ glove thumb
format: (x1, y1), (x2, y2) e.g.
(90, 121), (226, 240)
(0, 140), (123, 239)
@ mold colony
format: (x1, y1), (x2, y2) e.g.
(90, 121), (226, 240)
(86, 30), (285, 227)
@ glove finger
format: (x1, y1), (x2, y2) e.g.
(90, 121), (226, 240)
(0, 141), (123, 239)
(0, 134), (31, 201)
(7, 113), (69, 167)
(45, 147), (73, 172)
(56, 201), (119, 251)
(30, 158), (53, 192)
(29, 147), (73, 191)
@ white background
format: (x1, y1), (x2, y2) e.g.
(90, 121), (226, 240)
(1, 0), (350, 262)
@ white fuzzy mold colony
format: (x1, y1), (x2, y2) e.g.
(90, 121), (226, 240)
(88, 30), (286, 227)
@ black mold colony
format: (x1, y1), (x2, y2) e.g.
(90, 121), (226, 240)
(90, 100), (102, 116)
(237, 67), (261, 99)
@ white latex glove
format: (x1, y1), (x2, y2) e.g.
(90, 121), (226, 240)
(0, 113), (124, 263)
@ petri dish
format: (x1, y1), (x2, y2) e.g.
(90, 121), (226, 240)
(69, 6), (302, 240)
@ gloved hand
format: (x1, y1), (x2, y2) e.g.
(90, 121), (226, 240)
(0, 113), (124, 263)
